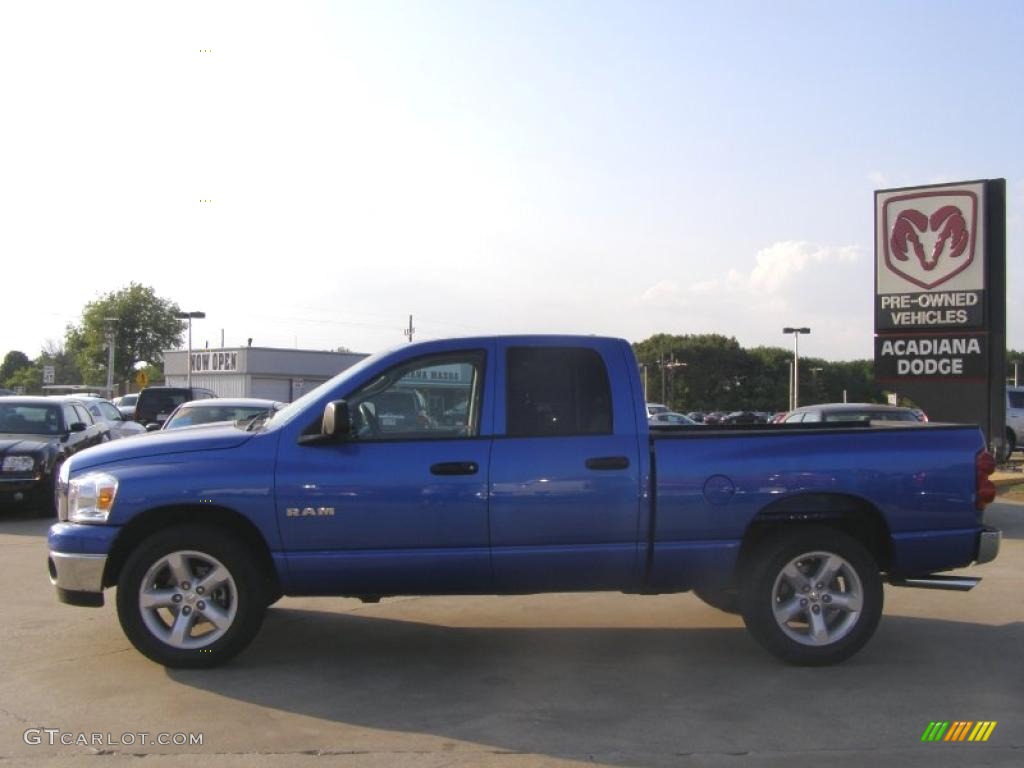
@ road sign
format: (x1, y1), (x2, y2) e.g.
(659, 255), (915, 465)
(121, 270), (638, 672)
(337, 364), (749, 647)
(42, 366), (55, 384)
(135, 370), (149, 388)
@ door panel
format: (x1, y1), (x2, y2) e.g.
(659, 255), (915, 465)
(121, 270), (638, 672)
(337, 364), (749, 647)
(276, 348), (494, 596)
(488, 340), (643, 591)
(277, 439), (492, 595)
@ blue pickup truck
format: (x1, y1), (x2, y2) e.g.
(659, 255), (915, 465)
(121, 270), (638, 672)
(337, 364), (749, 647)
(47, 336), (1001, 668)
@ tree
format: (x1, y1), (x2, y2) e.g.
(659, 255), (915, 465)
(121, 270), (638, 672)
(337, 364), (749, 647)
(633, 333), (889, 413)
(4, 360), (41, 394)
(64, 284), (185, 390)
(0, 350), (31, 384)
(37, 339), (81, 386)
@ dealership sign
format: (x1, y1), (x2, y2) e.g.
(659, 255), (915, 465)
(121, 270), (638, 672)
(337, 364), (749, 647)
(190, 351), (239, 373)
(874, 179), (1005, 454)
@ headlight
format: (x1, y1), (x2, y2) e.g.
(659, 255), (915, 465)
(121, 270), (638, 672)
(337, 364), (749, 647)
(2, 456), (36, 473)
(67, 472), (119, 523)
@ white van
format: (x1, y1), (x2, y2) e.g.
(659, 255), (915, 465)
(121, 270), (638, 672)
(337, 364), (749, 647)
(1007, 386), (1024, 454)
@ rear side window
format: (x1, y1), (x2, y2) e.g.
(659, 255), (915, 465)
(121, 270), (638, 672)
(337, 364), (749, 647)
(506, 347), (612, 437)
(137, 389), (191, 421)
(1009, 391), (1024, 409)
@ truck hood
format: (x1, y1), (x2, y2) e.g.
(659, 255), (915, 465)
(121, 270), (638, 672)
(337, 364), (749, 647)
(67, 425), (253, 473)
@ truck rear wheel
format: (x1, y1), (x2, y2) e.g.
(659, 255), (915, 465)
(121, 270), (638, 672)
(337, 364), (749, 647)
(116, 525), (266, 668)
(739, 526), (882, 666)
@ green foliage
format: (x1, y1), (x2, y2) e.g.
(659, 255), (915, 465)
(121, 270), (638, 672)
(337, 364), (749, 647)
(64, 284), (185, 389)
(0, 350), (31, 384)
(4, 362), (41, 394)
(37, 340), (82, 387)
(632, 334), (884, 413)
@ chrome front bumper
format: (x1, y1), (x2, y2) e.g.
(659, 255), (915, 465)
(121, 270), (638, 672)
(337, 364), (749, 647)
(976, 526), (1001, 565)
(48, 551), (107, 607)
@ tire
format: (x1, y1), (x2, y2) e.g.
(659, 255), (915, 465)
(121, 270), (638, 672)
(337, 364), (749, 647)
(739, 526), (883, 666)
(35, 459), (63, 518)
(1006, 429), (1017, 457)
(694, 587), (741, 615)
(116, 525), (267, 668)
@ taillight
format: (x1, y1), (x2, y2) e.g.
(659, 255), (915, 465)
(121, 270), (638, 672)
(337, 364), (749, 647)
(975, 450), (997, 510)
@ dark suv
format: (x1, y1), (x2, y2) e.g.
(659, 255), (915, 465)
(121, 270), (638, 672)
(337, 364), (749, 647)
(134, 387), (217, 429)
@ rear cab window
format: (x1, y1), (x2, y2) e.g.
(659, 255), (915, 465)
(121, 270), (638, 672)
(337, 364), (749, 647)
(506, 347), (613, 437)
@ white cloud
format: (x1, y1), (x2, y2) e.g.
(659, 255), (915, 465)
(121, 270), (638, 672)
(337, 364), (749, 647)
(867, 170), (888, 187)
(634, 241), (870, 358)
(749, 241), (860, 295)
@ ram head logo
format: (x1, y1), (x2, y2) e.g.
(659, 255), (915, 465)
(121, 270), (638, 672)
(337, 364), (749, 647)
(882, 191), (977, 290)
(890, 206), (968, 271)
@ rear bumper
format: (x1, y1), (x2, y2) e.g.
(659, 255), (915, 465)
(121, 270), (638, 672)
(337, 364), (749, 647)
(891, 525), (1002, 574)
(975, 526), (1001, 565)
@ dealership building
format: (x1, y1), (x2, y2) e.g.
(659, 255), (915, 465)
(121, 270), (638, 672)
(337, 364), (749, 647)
(162, 347), (368, 402)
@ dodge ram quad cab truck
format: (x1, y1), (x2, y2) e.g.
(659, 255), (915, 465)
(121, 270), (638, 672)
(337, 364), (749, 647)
(47, 336), (1001, 668)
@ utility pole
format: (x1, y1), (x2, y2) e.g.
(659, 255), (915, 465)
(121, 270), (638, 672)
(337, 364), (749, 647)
(103, 317), (117, 397)
(403, 315), (415, 343)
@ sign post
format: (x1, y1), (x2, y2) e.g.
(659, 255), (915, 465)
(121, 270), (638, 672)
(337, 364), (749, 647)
(874, 179), (1006, 458)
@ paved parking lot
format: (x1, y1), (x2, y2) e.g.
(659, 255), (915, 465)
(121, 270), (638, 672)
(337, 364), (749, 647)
(1, 500), (1021, 768)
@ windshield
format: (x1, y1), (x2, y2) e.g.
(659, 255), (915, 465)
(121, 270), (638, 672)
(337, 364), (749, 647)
(267, 350), (385, 429)
(165, 404), (274, 430)
(0, 403), (63, 435)
(824, 410), (918, 423)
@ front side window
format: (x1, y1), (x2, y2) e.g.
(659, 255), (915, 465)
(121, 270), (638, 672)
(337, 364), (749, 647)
(347, 352), (485, 440)
(506, 347), (613, 437)
(98, 402), (122, 421)
(62, 405), (80, 427)
(73, 404), (94, 425)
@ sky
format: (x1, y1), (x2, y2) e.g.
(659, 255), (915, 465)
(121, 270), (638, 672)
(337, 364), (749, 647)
(1, 0), (1021, 362)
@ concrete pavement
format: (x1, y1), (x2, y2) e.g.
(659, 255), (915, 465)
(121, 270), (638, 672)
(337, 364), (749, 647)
(1, 499), (1022, 767)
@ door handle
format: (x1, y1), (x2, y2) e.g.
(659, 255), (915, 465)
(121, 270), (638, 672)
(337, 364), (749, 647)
(430, 461), (479, 476)
(585, 456), (630, 471)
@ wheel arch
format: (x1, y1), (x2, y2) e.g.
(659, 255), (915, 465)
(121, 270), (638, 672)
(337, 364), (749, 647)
(103, 504), (280, 599)
(738, 492), (893, 577)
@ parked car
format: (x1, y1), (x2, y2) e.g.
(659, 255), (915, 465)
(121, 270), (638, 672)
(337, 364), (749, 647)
(1, 396), (110, 516)
(649, 411), (700, 426)
(783, 403), (921, 424)
(0, 388), (15, 396)
(160, 398), (284, 431)
(112, 393), (138, 419)
(703, 411), (727, 425)
(1007, 386), (1024, 455)
(134, 386), (218, 430)
(646, 403), (669, 417)
(68, 396), (146, 440)
(49, 335), (1000, 668)
(686, 411), (706, 423)
(723, 410), (767, 424)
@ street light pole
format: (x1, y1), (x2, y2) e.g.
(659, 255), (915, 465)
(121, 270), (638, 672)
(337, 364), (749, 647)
(665, 358), (687, 411)
(103, 317), (117, 397)
(782, 327), (810, 409)
(175, 311), (206, 388)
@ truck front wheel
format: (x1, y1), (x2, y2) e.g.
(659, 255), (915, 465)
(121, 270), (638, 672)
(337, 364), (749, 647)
(116, 525), (266, 668)
(739, 527), (883, 666)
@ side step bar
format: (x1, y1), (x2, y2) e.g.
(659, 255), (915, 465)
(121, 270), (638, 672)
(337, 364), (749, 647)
(888, 575), (980, 591)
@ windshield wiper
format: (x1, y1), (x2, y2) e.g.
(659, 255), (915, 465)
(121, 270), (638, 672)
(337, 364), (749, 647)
(240, 410), (271, 431)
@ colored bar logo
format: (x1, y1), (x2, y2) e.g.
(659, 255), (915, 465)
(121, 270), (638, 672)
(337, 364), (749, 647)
(921, 721), (997, 742)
